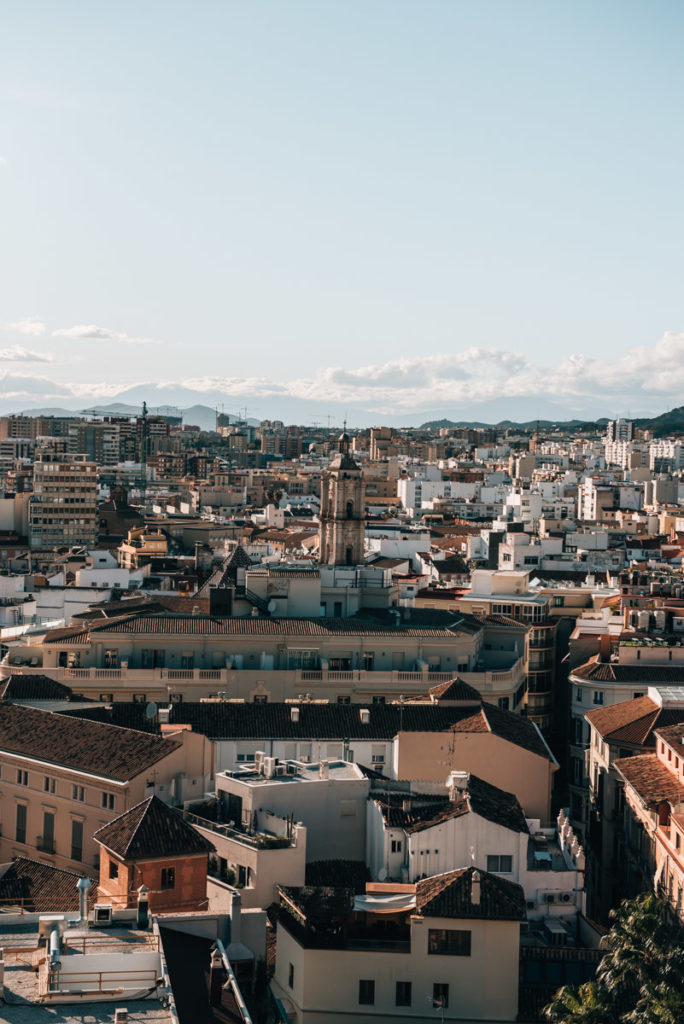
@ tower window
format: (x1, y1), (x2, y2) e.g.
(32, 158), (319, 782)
(346, 501), (354, 518)
(345, 546), (353, 566)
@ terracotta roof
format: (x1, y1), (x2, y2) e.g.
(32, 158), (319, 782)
(0, 857), (97, 913)
(427, 678), (484, 703)
(44, 612), (476, 641)
(0, 673), (75, 702)
(572, 658), (684, 684)
(94, 795), (214, 860)
(613, 753), (684, 807)
(167, 699), (552, 760)
(415, 866), (526, 920)
(654, 721), (684, 748)
(585, 696), (662, 746)
(0, 704), (181, 780)
(379, 774), (529, 835)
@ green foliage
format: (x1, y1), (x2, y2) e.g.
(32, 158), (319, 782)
(544, 893), (684, 1024)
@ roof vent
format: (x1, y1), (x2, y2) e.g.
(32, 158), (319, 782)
(360, 708), (370, 724)
(471, 870), (481, 906)
(290, 707), (300, 722)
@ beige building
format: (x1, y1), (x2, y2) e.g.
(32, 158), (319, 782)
(318, 434), (365, 567)
(271, 867), (525, 1023)
(0, 703), (212, 874)
(29, 453), (98, 551)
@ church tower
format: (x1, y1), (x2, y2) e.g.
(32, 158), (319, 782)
(318, 431), (365, 567)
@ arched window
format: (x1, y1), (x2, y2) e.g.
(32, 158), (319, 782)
(346, 501), (354, 519)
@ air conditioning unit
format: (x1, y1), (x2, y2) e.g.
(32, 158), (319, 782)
(254, 751), (265, 770)
(276, 765), (287, 777)
(93, 903), (113, 926)
(263, 757), (276, 779)
(558, 891), (576, 905)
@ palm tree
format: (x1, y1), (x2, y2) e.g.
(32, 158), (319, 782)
(544, 981), (613, 1024)
(544, 892), (684, 1024)
(598, 893), (684, 997)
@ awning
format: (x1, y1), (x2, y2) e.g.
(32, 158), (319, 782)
(354, 893), (416, 913)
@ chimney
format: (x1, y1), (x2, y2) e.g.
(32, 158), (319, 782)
(471, 870), (481, 906)
(359, 708), (370, 724)
(290, 707), (300, 722)
(77, 876), (91, 926)
(209, 947), (225, 1007)
(599, 634), (611, 662)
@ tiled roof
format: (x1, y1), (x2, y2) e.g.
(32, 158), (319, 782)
(44, 612), (476, 641)
(416, 867), (526, 920)
(94, 795), (214, 860)
(613, 753), (684, 807)
(571, 658), (684, 684)
(654, 721), (684, 747)
(0, 704), (181, 780)
(61, 703), (163, 733)
(0, 673), (75, 702)
(167, 700), (551, 760)
(0, 857), (97, 913)
(585, 696), (662, 746)
(427, 678), (482, 703)
(378, 774), (528, 835)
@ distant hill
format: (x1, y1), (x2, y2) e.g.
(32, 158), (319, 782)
(633, 405), (684, 438)
(420, 417), (610, 431)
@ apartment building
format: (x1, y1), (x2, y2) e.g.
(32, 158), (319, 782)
(271, 867), (525, 1023)
(0, 703), (212, 873)
(584, 687), (684, 922)
(28, 453), (98, 550)
(613, 721), (684, 924)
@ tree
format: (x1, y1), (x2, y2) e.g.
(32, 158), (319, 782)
(544, 981), (614, 1024)
(544, 893), (684, 1024)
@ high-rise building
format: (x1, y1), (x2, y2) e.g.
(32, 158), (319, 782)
(29, 453), (99, 550)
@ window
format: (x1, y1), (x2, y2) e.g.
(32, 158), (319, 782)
(73, 785), (85, 802)
(17, 769), (28, 786)
(358, 980), (375, 1005)
(253, 694), (267, 705)
(161, 867), (175, 889)
(487, 854), (513, 873)
(498, 697), (510, 711)
(44, 776), (55, 794)
(396, 981), (412, 1007)
(337, 695), (350, 704)
(109, 859), (119, 879)
(133, 693), (147, 704)
(576, 687), (583, 703)
(71, 820), (83, 862)
(15, 803), (26, 844)
(37, 810), (55, 854)
(428, 929), (471, 956)
(288, 963), (294, 989)
(372, 695), (386, 705)
(391, 839), (402, 853)
(593, 691), (604, 706)
(102, 793), (115, 810)
(433, 983), (449, 1009)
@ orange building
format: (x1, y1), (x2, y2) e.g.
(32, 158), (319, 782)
(94, 795), (213, 913)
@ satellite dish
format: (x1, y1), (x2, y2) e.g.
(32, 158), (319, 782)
(268, 599), (277, 613)
(378, 868), (387, 882)
(145, 701), (158, 720)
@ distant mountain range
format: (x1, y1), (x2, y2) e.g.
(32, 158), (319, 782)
(4, 388), (684, 435)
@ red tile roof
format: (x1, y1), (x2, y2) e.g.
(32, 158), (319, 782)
(94, 795), (214, 861)
(613, 753), (684, 807)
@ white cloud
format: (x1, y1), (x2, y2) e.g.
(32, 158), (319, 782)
(5, 316), (46, 336)
(0, 330), (683, 419)
(53, 324), (160, 345)
(0, 347), (53, 363)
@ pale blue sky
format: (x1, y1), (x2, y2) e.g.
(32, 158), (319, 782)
(1, 1), (683, 422)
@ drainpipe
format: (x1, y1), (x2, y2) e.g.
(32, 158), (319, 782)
(77, 877), (91, 927)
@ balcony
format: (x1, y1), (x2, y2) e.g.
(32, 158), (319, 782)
(3, 658), (524, 699)
(182, 810), (295, 851)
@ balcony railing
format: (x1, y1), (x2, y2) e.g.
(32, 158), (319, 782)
(182, 810), (294, 850)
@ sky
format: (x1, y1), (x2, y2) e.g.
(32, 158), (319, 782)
(1, 0), (683, 425)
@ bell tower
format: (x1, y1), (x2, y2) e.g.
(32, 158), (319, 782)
(319, 431), (365, 567)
